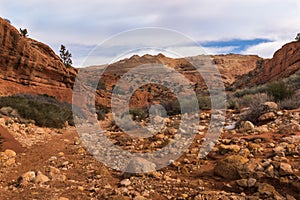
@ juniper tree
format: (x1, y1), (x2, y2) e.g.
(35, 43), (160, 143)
(59, 45), (73, 67)
(296, 33), (300, 41)
(19, 28), (28, 37)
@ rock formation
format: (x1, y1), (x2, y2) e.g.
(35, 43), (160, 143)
(234, 41), (300, 88)
(0, 17), (77, 103)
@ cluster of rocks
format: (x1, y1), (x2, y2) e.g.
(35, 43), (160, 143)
(0, 149), (17, 167)
(0, 100), (299, 199)
(213, 153), (299, 199)
(209, 102), (300, 199)
(0, 116), (61, 147)
(95, 101), (300, 199)
(19, 164), (67, 186)
(235, 102), (300, 134)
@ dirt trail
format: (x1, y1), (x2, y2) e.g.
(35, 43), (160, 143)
(0, 125), (24, 153)
(0, 127), (118, 200)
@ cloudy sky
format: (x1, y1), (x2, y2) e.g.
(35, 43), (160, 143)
(1, 0), (300, 67)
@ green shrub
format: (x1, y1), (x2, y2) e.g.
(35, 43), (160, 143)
(227, 97), (240, 110)
(279, 91), (300, 110)
(286, 70), (300, 89)
(234, 86), (265, 98)
(237, 93), (270, 108)
(19, 28), (28, 37)
(197, 95), (211, 110)
(129, 107), (149, 121)
(96, 104), (110, 120)
(59, 45), (72, 67)
(265, 81), (294, 102)
(238, 104), (269, 126)
(0, 94), (75, 128)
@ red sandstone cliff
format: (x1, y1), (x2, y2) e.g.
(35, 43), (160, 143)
(234, 41), (300, 88)
(0, 17), (77, 103)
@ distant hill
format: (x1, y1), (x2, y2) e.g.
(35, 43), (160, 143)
(82, 53), (260, 107)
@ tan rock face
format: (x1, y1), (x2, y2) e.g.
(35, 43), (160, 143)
(0, 17), (77, 103)
(212, 54), (260, 85)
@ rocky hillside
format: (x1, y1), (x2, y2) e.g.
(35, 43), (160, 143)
(93, 53), (260, 87)
(0, 17), (77, 103)
(211, 54), (261, 85)
(86, 53), (260, 107)
(0, 101), (299, 199)
(234, 41), (300, 88)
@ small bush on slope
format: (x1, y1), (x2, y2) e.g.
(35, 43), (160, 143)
(0, 94), (74, 128)
(265, 81), (294, 102)
(279, 90), (300, 110)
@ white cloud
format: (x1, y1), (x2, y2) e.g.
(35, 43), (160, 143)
(242, 40), (289, 58)
(2, 0), (299, 41)
(1, 0), (300, 65)
(202, 46), (238, 55)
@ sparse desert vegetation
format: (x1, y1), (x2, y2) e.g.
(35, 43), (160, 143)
(0, 17), (299, 199)
(0, 94), (74, 128)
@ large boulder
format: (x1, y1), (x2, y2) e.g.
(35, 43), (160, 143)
(262, 102), (279, 111)
(257, 183), (283, 199)
(279, 122), (300, 134)
(279, 162), (293, 176)
(258, 112), (276, 122)
(239, 121), (255, 132)
(214, 155), (249, 180)
(238, 102), (279, 125)
(124, 157), (156, 174)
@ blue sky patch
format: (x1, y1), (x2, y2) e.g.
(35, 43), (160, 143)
(201, 38), (273, 53)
